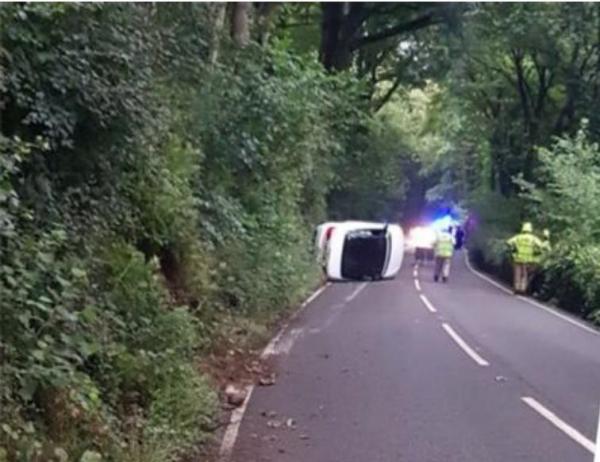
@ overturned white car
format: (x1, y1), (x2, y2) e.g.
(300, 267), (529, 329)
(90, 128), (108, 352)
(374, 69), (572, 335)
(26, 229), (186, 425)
(314, 221), (339, 267)
(317, 221), (404, 281)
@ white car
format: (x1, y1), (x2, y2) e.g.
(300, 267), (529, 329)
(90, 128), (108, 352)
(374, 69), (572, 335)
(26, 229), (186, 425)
(314, 221), (339, 267)
(320, 221), (404, 281)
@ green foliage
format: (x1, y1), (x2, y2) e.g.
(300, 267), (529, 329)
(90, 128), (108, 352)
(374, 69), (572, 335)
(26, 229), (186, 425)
(404, 4), (600, 326)
(327, 79), (429, 221)
(2, 3), (404, 461)
(1, 4), (157, 146)
(515, 126), (600, 323)
(185, 43), (367, 312)
(539, 244), (600, 323)
(465, 191), (521, 283)
(519, 124), (600, 242)
(122, 365), (217, 462)
(466, 126), (600, 324)
(444, 3), (600, 195)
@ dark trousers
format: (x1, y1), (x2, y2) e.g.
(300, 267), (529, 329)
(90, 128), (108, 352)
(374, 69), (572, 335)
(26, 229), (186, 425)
(434, 256), (451, 279)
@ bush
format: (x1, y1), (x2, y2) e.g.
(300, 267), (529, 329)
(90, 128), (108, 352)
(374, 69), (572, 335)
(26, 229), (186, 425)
(1, 3), (405, 460)
(466, 191), (521, 283)
(518, 124), (600, 324)
(537, 244), (600, 323)
(0, 5), (368, 460)
(469, 126), (600, 325)
(519, 122), (600, 242)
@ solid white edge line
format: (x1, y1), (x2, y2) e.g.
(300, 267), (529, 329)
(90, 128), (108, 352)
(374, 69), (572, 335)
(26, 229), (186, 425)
(219, 283), (329, 460)
(594, 404), (600, 462)
(442, 323), (490, 367)
(219, 384), (254, 461)
(419, 293), (437, 313)
(464, 252), (513, 294)
(521, 397), (596, 455)
(465, 251), (600, 337)
(303, 283), (331, 308)
(414, 279), (422, 291)
(516, 295), (600, 337)
(345, 282), (367, 303)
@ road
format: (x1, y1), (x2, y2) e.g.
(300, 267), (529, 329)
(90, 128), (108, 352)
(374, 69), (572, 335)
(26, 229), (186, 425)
(225, 251), (600, 462)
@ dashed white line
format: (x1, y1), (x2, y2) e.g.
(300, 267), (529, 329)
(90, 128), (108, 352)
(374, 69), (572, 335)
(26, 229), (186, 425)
(442, 323), (490, 367)
(521, 397), (596, 455)
(594, 404), (600, 462)
(219, 384), (254, 461)
(413, 268), (418, 278)
(414, 279), (422, 291)
(419, 293), (437, 313)
(345, 282), (367, 302)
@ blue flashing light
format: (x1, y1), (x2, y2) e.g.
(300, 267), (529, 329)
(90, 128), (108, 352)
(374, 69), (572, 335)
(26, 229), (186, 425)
(431, 215), (456, 231)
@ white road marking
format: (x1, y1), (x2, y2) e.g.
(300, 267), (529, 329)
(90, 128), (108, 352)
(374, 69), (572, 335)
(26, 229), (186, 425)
(516, 296), (600, 337)
(261, 283), (330, 358)
(220, 283), (331, 460)
(261, 329), (286, 358)
(414, 278), (422, 291)
(413, 268), (418, 278)
(464, 252), (513, 295)
(465, 252), (599, 336)
(219, 384), (254, 461)
(419, 294), (437, 313)
(303, 283), (331, 308)
(274, 328), (304, 355)
(594, 404), (600, 462)
(442, 323), (490, 367)
(521, 397), (596, 455)
(345, 282), (367, 303)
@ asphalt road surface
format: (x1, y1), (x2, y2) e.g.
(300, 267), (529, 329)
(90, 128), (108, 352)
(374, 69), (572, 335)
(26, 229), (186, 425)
(227, 251), (600, 462)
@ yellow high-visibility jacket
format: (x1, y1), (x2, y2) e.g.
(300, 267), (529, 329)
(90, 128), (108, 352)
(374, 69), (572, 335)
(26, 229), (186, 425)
(434, 232), (454, 258)
(507, 232), (544, 264)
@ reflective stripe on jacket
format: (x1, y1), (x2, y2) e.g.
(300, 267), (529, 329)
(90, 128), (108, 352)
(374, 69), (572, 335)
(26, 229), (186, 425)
(435, 232), (454, 258)
(507, 232), (543, 264)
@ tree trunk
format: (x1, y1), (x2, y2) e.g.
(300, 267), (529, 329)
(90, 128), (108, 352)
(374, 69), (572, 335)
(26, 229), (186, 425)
(230, 2), (251, 47)
(319, 3), (367, 71)
(319, 3), (346, 71)
(209, 3), (227, 63)
(255, 2), (279, 45)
